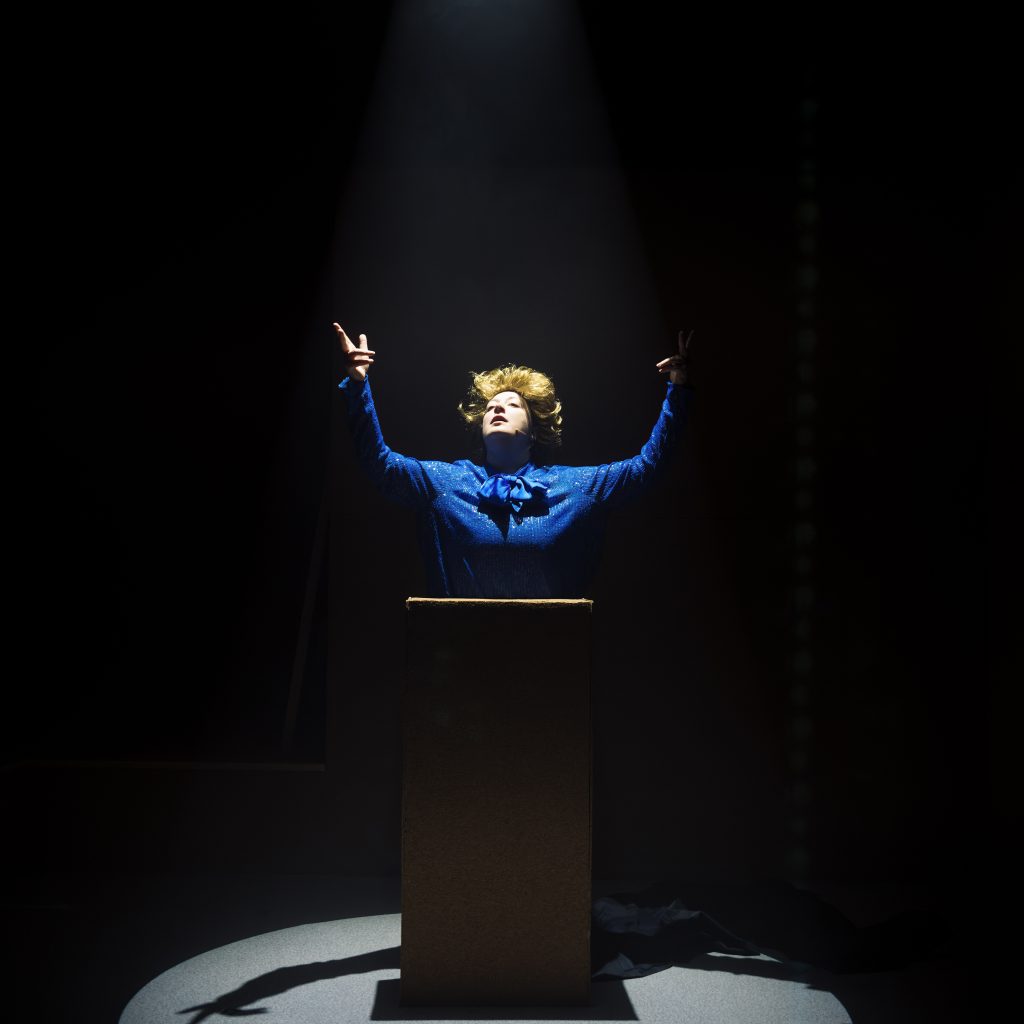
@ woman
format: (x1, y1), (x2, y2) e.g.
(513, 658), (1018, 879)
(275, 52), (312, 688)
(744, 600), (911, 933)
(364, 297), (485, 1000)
(334, 322), (694, 599)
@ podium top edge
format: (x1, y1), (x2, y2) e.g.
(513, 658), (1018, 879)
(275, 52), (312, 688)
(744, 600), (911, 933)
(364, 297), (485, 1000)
(406, 598), (592, 610)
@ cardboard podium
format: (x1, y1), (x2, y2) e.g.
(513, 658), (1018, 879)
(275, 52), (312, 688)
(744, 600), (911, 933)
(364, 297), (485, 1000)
(401, 598), (593, 1006)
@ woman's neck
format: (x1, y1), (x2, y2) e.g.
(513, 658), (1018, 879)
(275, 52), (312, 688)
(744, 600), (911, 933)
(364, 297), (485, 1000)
(484, 439), (532, 475)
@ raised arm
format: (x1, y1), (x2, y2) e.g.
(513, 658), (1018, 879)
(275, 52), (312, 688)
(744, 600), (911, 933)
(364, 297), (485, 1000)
(333, 323), (435, 507)
(582, 330), (695, 508)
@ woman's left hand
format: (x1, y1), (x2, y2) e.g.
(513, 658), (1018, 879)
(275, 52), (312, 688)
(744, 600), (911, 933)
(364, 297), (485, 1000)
(656, 329), (693, 386)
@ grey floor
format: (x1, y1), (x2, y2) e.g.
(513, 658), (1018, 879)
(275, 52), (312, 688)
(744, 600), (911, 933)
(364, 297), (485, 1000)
(11, 873), (989, 1024)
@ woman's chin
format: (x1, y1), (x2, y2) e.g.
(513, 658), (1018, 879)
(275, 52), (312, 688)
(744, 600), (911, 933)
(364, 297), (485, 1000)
(484, 429), (517, 444)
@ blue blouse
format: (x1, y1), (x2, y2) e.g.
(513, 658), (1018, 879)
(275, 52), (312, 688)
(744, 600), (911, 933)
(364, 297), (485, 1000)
(337, 375), (693, 598)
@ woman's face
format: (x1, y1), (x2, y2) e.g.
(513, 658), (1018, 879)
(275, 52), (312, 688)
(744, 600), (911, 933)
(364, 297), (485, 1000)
(482, 391), (532, 446)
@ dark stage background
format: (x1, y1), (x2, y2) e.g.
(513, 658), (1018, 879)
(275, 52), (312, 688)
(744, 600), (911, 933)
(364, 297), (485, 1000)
(12, 4), (1018, 890)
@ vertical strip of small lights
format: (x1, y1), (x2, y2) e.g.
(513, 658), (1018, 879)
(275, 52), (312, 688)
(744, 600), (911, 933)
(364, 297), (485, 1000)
(788, 86), (819, 882)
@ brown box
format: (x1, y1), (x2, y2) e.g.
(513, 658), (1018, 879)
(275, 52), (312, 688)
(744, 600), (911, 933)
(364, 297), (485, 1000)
(401, 598), (593, 1006)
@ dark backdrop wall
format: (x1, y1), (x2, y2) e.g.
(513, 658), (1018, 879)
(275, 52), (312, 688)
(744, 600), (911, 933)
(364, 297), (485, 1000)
(14, 4), (1018, 884)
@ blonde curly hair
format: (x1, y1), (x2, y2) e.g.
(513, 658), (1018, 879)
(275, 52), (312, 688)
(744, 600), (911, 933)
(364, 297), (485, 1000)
(458, 364), (563, 457)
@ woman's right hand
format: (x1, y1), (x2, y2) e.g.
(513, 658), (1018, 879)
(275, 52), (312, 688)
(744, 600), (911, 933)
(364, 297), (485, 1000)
(333, 322), (375, 382)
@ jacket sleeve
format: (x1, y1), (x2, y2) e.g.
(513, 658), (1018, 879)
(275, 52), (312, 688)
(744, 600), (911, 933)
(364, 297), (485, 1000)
(337, 376), (436, 507)
(580, 383), (693, 509)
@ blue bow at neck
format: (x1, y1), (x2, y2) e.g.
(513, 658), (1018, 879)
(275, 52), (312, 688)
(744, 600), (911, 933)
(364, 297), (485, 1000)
(478, 464), (548, 513)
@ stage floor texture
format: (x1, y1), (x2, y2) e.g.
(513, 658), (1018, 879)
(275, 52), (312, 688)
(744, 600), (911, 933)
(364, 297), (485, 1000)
(13, 873), (982, 1024)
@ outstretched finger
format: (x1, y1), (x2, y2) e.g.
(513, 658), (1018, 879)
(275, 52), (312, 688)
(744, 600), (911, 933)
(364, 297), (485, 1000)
(679, 328), (694, 354)
(333, 322), (355, 351)
(358, 333), (370, 351)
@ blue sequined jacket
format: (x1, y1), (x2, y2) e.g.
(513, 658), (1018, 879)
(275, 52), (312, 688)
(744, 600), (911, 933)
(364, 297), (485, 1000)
(338, 375), (693, 598)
